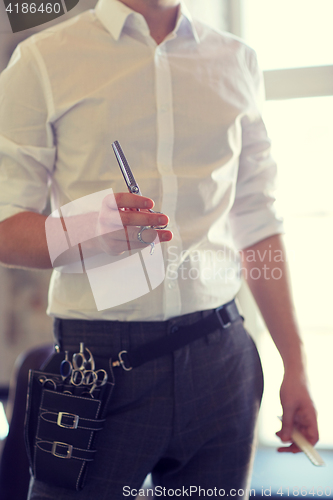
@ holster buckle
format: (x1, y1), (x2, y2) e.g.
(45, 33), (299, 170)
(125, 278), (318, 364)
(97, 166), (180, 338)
(52, 441), (73, 459)
(57, 412), (79, 429)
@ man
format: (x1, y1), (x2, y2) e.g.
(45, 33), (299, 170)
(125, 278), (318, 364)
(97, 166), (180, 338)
(0, 0), (318, 498)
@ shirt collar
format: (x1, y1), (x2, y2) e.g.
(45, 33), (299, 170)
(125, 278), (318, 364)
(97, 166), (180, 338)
(95, 0), (200, 44)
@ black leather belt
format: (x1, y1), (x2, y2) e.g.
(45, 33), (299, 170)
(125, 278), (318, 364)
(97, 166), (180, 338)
(112, 300), (242, 371)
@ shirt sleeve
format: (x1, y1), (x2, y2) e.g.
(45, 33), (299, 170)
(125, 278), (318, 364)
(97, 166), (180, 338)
(0, 41), (56, 223)
(229, 49), (284, 250)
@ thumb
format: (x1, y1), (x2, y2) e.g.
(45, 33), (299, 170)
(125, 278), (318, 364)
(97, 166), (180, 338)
(279, 409), (294, 443)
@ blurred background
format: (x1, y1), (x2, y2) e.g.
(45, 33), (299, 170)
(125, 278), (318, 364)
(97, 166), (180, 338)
(0, 0), (332, 496)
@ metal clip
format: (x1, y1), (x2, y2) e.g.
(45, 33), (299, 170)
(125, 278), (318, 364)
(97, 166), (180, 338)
(57, 412), (79, 429)
(112, 350), (132, 371)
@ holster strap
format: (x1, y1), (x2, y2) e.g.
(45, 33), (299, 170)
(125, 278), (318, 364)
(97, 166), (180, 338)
(40, 410), (105, 431)
(36, 440), (97, 461)
(113, 300), (241, 370)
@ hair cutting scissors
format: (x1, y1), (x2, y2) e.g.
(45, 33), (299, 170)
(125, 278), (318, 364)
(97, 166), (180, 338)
(38, 375), (57, 390)
(59, 343), (108, 396)
(112, 140), (168, 255)
(72, 342), (95, 371)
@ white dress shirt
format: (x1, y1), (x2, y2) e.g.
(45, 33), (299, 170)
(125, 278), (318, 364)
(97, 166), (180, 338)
(0, 0), (283, 321)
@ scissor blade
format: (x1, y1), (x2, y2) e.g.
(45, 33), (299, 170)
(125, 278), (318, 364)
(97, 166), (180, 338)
(112, 141), (141, 195)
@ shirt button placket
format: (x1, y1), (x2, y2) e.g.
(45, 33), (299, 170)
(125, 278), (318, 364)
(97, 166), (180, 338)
(153, 43), (182, 317)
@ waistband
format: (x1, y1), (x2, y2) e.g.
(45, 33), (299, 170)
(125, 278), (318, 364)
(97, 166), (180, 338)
(53, 300), (242, 361)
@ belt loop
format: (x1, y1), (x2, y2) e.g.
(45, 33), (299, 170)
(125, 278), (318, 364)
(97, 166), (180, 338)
(122, 320), (132, 354)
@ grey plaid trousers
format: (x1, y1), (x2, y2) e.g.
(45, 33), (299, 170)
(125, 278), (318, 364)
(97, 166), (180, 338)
(28, 311), (263, 500)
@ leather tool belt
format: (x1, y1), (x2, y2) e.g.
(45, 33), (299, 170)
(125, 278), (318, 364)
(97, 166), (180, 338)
(25, 300), (241, 490)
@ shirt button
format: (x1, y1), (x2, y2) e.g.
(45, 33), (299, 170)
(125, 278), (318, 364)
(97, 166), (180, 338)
(168, 281), (175, 289)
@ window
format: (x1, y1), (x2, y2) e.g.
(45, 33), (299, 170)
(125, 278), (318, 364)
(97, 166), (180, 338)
(241, 0), (333, 70)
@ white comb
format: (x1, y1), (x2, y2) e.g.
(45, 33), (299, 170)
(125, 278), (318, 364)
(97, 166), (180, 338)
(278, 417), (325, 466)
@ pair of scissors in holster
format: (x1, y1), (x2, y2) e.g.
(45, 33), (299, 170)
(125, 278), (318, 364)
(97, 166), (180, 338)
(60, 342), (108, 397)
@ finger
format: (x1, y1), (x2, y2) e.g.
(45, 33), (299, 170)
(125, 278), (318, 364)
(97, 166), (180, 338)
(112, 192), (155, 210)
(101, 194), (168, 228)
(279, 407), (294, 443)
(276, 430), (300, 453)
(301, 407), (319, 441)
(277, 443), (301, 454)
(114, 226), (172, 244)
(288, 404), (319, 446)
(98, 228), (172, 255)
(100, 226), (172, 244)
(120, 210), (169, 228)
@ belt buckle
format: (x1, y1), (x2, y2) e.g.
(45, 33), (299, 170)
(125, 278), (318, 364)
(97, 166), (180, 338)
(215, 305), (231, 329)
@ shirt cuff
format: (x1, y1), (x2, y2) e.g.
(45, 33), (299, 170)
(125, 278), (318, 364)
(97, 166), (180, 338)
(229, 208), (285, 250)
(0, 205), (32, 224)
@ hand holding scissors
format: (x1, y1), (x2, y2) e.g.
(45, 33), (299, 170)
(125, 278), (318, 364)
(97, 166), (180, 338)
(97, 141), (172, 256)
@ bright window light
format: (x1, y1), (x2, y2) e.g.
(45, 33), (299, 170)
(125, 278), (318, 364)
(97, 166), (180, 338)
(0, 402), (9, 440)
(184, 0), (226, 31)
(242, 0), (333, 69)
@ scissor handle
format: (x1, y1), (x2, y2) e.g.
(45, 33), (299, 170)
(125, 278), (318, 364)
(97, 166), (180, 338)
(60, 351), (72, 381)
(70, 369), (86, 386)
(72, 353), (85, 371)
(86, 369), (108, 397)
(60, 360), (72, 380)
(38, 376), (57, 390)
(72, 346), (95, 371)
(92, 369), (108, 387)
(149, 209), (168, 229)
(85, 348), (95, 371)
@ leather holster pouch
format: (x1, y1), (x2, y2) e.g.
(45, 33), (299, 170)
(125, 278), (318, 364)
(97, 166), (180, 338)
(24, 352), (114, 490)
